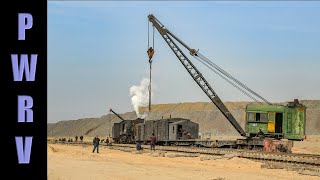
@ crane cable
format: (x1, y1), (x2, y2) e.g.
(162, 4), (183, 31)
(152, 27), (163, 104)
(194, 53), (271, 105)
(147, 21), (155, 112)
(148, 18), (149, 49)
(148, 16), (269, 105)
(199, 53), (271, 104)
(194, 56), (261, 104)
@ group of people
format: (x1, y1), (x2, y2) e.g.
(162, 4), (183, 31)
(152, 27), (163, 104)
(57, 136), (83, 142)
(135, 133), (157, 151)
(65, 128), (265, 154)
(68, 129), (265, 154)
(182, 130), (192, 139)
(74, 135), (84, 142)
(178, 128), (192, 139)
(92, 133), (157, 153)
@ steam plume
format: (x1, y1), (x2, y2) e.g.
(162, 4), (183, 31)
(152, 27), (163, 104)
(129, 78), (152, 117)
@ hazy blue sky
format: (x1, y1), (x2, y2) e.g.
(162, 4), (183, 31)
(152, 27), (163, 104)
(48, 1), (320, 123)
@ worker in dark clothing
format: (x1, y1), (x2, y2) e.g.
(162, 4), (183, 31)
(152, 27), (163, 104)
(80, 135), (83, 142)
(256, 128), (265, 139)
(150, 133), (156, 151)
(92, 135), (100, 153)
(136, 141), (143, 151)
(106, 138), (110, 146)
(75, 135), (78, 142)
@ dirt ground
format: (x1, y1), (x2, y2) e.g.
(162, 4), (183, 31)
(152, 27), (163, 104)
(48, 137), (320, 180)
(291, 135), (320, 154)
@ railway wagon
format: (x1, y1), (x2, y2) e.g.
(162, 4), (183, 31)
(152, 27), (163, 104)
(135, 118), (199, 144)
(169, 120), (199, 140)
(245, 99), (306, 140)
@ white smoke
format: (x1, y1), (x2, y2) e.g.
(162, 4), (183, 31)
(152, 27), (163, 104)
(140, 112), (149, 119)
(129, 78), (152, 117)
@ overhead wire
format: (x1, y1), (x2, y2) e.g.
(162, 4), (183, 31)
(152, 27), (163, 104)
(153, 25), (155, 49)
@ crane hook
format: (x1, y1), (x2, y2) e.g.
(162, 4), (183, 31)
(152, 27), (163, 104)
(147, 47), (154, 63)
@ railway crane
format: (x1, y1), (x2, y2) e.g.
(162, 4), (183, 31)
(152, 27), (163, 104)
(148, 14), (255, 137)
(147, 14), (306, 152)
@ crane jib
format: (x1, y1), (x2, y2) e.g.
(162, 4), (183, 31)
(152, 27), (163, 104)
(110, 109), (125, 121)
(148, 14), (246, 136)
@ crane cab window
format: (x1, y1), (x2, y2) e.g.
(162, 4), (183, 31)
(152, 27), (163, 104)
(248, 112), (267, 122)
(256, 113), (267, 122)
(261, 113), (268, 121)
(248, 112), (255, 121)
(256, 113), (261, 121)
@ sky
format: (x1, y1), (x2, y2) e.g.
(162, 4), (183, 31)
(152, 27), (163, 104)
(48, 1), (320, 123)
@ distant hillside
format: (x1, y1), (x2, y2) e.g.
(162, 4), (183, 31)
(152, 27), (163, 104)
(48, 100), (320, 137)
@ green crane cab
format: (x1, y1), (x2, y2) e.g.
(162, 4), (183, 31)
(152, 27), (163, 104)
(245, 99), (306, 140)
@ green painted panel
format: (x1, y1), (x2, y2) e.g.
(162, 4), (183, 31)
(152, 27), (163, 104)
(287, 112), (292, 133)
(268, 113), (275, 121)
(246, 105), (286, 112)
(247, 122), (268, 134)
(292, 107), (306, 135)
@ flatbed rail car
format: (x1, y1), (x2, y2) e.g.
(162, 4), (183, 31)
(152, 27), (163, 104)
(111, 116), (294, 152)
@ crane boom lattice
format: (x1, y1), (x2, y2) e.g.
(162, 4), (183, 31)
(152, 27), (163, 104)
(148, 14), (246, 136)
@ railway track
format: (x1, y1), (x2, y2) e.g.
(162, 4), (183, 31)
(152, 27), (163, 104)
(48, 140), (320, 166)
(110, 143), (320, 166)
(48, 140), (320, 176)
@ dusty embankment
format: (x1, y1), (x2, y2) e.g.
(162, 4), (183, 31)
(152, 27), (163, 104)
(48, 100), (320, 138)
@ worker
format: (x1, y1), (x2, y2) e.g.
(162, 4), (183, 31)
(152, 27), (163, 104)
(147, 47), (154, 63)
(80, 135), (83, 142)
(187, 132), (191, 139)
(136, 141), (143, 151)
(75, 135), (78, 142)
(92, 135), (100, 153)
(106, 138), (110, 146)
(182, 130), (187, 139)
(256, 128), (265, 139)
(150, 133), (156, 151)
(108, 134), (113, 145)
